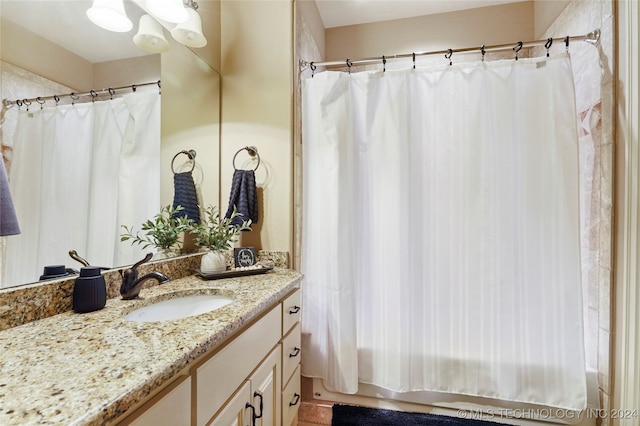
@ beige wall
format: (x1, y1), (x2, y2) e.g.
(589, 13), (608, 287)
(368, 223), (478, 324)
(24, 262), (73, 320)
(533, 0), (570, 38)
(325, 2), (534, 62)
(1, 16), (161, 93)
(1, 17), (92, 91)
(220, 0), (294, 254)
(94, 55), (160, 89)
(160, 36), (221, 213)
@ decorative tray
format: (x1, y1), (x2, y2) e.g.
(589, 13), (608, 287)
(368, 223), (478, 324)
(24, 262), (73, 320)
(194, 264), (274, 280)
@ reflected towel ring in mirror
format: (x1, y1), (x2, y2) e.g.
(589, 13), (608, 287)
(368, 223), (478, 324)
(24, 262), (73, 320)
(171, 149), (196, 174)
(233, 146), (260, 171)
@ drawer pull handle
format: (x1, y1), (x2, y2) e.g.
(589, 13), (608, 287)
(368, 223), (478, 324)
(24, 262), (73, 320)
(289, 392), (301, 407)
(289, 347), (301, 358)
(253, 391), (263, 419)
(245, 402), (256, 426)
(289, 305), (301, 315)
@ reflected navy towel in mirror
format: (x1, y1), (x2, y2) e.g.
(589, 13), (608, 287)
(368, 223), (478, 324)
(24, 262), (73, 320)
(172, 172), (200, 223)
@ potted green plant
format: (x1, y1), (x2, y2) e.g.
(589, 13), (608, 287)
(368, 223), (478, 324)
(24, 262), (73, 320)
(120, 205), (194, 258)
(187, 205), (252, 273)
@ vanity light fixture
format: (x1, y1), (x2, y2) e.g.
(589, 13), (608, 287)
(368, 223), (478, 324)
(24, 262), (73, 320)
(134, 14), (170, 53)
(170, 1), (207, 48)
(145, 0), (188, 24)
(86, 0), (133, 33)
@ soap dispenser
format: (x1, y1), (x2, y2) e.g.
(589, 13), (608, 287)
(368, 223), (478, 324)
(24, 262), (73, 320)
(73, 267), (107, 313)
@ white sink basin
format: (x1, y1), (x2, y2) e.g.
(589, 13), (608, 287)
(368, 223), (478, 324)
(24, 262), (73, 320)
(123, 294), (233, 322)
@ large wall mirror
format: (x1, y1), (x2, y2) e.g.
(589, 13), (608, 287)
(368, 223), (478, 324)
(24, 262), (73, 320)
(0, 0), (221, 288)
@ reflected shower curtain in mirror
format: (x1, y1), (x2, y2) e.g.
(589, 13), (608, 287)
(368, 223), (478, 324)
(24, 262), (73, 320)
(300, 54), (587, 410)
(3, 92), (160, 286)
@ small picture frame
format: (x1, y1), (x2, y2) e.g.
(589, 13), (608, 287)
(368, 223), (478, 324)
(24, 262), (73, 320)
(234, 247), (257, 268)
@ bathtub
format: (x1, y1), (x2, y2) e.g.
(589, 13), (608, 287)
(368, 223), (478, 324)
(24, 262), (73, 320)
(311, 370), (599, 426)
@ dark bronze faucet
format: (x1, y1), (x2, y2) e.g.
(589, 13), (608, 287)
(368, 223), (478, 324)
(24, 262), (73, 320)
(120, 253), (170, 300)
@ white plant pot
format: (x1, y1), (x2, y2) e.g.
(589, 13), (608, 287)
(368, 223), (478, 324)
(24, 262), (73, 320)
(200, 251), (227, 274)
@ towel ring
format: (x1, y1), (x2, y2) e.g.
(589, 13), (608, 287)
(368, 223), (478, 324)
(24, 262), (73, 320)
(171, 149), (196, 174)
(233, 146), (260, 171)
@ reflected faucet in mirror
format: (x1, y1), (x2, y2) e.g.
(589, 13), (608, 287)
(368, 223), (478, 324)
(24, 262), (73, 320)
(120, 253), (170, 300)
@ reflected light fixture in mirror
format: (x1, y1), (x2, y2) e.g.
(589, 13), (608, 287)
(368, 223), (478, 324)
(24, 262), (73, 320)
(134, 14), (170, 53)
(86, 0), (133, 33)
(145, 0), (188, 24)
(170, 6), (207, 48)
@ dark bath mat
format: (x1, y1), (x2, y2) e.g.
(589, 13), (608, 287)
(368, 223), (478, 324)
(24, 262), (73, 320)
(331, 404), (508, 425)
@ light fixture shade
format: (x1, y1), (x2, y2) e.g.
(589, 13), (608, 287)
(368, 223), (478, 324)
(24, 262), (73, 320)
(86, 0), (133, 33)
(170, 7), (207, 48)
(145, 0), (188, 24)
(134, 14), (170, 53)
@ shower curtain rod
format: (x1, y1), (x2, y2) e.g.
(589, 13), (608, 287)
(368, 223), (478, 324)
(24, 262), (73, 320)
(300, 29), (600, 70)
(2, 80), (161, 108)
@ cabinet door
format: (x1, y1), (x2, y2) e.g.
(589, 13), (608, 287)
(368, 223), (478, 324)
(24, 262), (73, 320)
(282, 365), (301, 426)
(197, 306), (281, 426)
(127, 376), (191, 426)
(249, 347), (281, 426)
(210, 381), (252, 426)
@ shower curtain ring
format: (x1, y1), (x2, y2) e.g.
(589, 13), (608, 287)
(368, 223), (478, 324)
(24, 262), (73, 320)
(545, 38), (553, 57)
(346, 58), (352, 74)
(90, 90), (98, 102)
(445, 49), (453, 66)
(36, 97), (45, 109)
(513, 41), (523, 60)
(108, 88), (115, 100)
(564, 35), (570, 52)
(54, 95), (60, 105)
(23, 99), (31, 111)
(70, 93), (79, 105)
(310, 62), (317, 77)
(157, 80), (161, 94)
(481, 45), (486, 61)
(382, 55), (386, 72)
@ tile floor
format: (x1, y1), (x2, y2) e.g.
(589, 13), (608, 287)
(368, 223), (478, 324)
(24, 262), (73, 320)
(298, 377), (334, 425)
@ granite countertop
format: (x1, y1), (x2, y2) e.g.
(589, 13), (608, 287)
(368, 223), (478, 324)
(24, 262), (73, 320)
(0, 268), (302, 426)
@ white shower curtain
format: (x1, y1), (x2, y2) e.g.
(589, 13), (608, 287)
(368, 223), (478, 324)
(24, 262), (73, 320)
(301, 54), (587, 410)
(3, 92), (160, 286)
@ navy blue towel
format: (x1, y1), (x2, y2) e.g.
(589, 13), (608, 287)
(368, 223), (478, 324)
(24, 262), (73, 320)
(172, 172), (200, 223)
(225, 169), (258, 228)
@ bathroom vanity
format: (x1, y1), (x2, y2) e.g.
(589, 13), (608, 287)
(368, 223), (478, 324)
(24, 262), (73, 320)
(0, 267), (302, 426)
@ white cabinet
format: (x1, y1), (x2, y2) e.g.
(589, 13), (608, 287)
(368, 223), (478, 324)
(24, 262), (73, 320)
(248, 347), (281, 426)
(210, 381), (251, 426)
(281, 365), (301, 426)
(197, 306), (281, 426)
(280, 290), (302, 426)
(114, 287), (300, 426)
(123, 376), (191, 426)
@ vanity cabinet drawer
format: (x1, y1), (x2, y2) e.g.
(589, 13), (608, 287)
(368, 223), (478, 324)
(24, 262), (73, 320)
(281, 323), (301, 386)
(196, 306), (280, 426)
(282, 289), (301, 336)
(282, 365), (301, 426)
